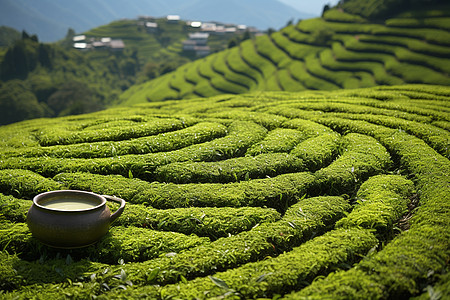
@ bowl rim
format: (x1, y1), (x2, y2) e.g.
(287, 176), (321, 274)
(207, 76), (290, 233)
(33, 190), (106, 212)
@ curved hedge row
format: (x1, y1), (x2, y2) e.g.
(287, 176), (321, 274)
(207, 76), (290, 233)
(0, 84), (448, 299)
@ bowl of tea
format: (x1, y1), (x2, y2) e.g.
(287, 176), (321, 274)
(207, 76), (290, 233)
(27, 190), (125, 248)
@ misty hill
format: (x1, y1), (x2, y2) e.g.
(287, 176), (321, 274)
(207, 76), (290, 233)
(0, 0), (311, 42)
(118, 3), (450, 105)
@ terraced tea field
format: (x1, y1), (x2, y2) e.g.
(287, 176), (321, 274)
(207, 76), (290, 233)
(0, 84), (448, 299)
(119, 8), (450, 105)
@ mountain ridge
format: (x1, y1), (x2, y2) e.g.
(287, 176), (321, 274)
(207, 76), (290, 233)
(0, 0), (311, 42)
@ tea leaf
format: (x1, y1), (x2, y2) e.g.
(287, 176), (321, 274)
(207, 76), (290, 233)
(209, 276), (230, 290)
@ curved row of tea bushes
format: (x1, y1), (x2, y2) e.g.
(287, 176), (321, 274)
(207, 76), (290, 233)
(0, 121), (267, 180)
(278, 100), (435, 123)
(314, 133), (392, 194)
(8, 122), (228, 159)
(290, 132), (341, 171)
(198, 110), (288, 130)
(326, 112), (450, 158)
(98, 228), (378, 299)
(114, 204), (281, 239)
(0, 169), (63, 199)
(36, 117), (196, 146)
(0, 193), (31, 222)
(55, 172), (316, 210)
(0, 221), (209, 264)
(246, 128), (309, 155)
(155, 153), (305, 183)
(336, 174), (415, 234)
(0, 192), (281, 240)
(245, 117), (338, 157)
(286, 117), (449, 298)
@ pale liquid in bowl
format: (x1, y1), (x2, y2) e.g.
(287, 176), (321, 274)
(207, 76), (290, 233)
(42, 198), (99, 210)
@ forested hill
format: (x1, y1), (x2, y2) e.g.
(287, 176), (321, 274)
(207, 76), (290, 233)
(0, 17), (252, 125)
(118, 2), (450, 105)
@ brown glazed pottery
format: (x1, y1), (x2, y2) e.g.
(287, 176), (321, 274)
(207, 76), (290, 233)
(27, 190), (125, 248)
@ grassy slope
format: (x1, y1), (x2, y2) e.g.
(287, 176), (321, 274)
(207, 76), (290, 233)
(0, 84), (449, 299)
(118, 6), (450, 105)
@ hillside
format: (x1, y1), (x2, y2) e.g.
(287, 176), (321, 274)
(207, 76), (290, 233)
(118, 5), (450, 105)
(0, 18), (251, 125)
(0, 0), (309, 42)
(0, 32), (140, 125)
(0, 84), (449, 299)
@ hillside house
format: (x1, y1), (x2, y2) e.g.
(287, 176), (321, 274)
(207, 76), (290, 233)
(73, 36), (125, 51)
(145, 22), (159, 33)
(188, 32), (209, 45)
(73, 35), (86, 42)
(109, 39), (125, 51)
(167, 15), (180, 23)
(188, 21), (202, 28)
(182, 32), (210, 57)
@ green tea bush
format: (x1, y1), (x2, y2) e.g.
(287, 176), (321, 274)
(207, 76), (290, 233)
(0, 193), (31, 222)
(0, 169), (63, 198)
(0, 85), (448, 299)
(100, 228), (378, 299)
(246, 128), (308, 155)
(36, 117), (193, 146)
(53, 171), (316, 210)
(291, 132), (341, 171)
(115, 204), (281, 239)
(336, 174), (414, 233)
(314, 133), (392, 194)
(0, 220), (209, 264)
(225, 47), (261, 85)
(155, 153), (305, 183)
(10, 122), (228, 159)
(1, 121), (267, 180)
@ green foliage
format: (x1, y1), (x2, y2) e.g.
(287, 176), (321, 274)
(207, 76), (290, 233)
(155, 153), (305, 183)
(108, 228), (378, 299)
(0, 80), (52, 125)
(291, 132), (341, 171)
(0, 221), (209, 264)
(0, 193), (31, 222)
(115, 204), (281, 239)
(12, 122), (227, 158)
(336, 174), (415, 233)
(0, 85), (448, 299)
(0, 169), (63, 199)
(338, 0), (447, 20)
(0, 26), (20, 48)
(314, 133), (392, 194)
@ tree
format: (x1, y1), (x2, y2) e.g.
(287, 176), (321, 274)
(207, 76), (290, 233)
(322, 4), (331, 17)
(0, 80), (51, 125)
(46, 81), (104, 117)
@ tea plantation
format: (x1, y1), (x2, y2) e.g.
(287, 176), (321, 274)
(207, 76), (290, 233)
(0, 84), (448, 299)
(118, 7), (450, 105)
